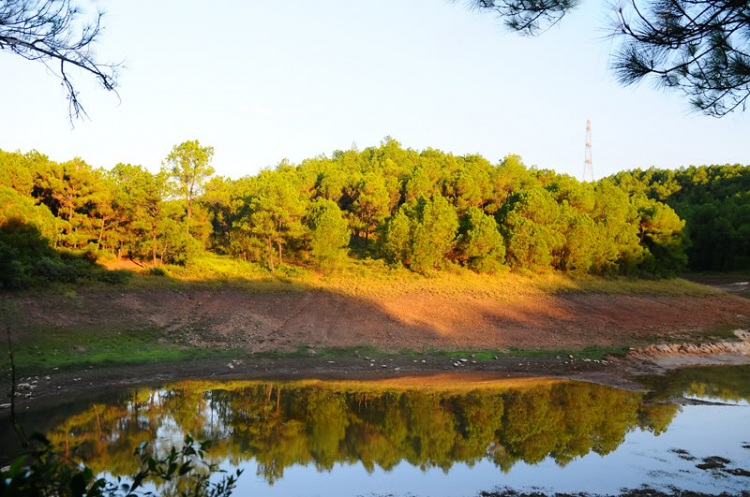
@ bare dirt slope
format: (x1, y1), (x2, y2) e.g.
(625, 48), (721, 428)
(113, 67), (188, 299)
(10, 286), (750, 352)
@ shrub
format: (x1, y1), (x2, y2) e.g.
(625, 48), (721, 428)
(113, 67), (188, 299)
(277, 264), (308, 278)
(149, 266), (168, 277)
(0, 242), (31, 289)
(94, 269), (133, 284)
(34, 257), (91, 283)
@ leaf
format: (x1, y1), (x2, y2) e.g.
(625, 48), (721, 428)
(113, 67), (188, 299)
(178, 462), (193, 476)
(8, 455), (28, 477)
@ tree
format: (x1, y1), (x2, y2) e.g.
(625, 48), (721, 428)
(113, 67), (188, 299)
(459, 207), (506, 273)
(634, 196), (688, 276)
(500, 188), (564, 271)
(308, 199), (350, 270)
(410, 194), (459, 273)
(0, 0), (119, 121)
(164, 140), (215, 238)
(465, 0), (750, 117)
(351, 172), (390, 247)
(383, 209), (412, 265)
(244, 168), (307, 272)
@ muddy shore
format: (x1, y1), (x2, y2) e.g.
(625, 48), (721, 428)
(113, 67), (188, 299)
(4, 346), (749, 413)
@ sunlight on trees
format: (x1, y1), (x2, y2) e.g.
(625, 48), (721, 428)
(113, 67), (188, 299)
(3, 139), (748, 288)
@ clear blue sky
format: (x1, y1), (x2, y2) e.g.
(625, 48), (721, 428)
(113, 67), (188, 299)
(1, 0), (748, 180)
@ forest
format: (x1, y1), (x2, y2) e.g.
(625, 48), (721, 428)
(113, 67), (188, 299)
(1, 137), (747, 289)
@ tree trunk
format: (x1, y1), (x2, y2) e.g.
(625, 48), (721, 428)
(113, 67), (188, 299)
(268, 238), (275, 273)
(186, 195), (192, 239)
(96, 218), (106, 251)
(152, 231), (158, 266)
(277, 241), (283, 266)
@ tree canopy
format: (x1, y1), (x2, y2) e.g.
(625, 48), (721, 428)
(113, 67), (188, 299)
(467, 0), (750, 117)
(2, 138), (747, 288)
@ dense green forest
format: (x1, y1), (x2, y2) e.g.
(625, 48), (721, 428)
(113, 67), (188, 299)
(612, 165), (750, 271)
(1, 138), (747, 288)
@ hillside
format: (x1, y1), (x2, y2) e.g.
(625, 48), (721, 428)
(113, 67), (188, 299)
(3, 272), (749, 372)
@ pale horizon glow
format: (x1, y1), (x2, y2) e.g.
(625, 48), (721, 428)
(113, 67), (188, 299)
(1, 0), (749, 180)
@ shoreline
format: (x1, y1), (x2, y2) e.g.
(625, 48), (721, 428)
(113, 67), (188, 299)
(4, 347), (750, 410)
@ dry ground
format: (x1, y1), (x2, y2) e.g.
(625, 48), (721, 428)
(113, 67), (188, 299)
(7, 283), (750, 353)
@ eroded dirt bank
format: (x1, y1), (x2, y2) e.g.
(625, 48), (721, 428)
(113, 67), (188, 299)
(6, 286), (750, 351)
(1, 284), (748, 406)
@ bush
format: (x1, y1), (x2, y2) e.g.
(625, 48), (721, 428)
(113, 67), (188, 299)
(94, 269), (133, 284)
(0, 242), (31, 289)
(1, 434), (242, 496)
(277, 264), (309, 278)
(34, 257), (92, 283)
(149, 266), (168, 277)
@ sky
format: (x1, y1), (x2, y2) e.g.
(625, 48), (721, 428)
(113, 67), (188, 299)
(1, 0), (749, 180)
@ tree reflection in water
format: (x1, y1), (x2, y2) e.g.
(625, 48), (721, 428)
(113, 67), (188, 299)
(45, 376), (683, 484)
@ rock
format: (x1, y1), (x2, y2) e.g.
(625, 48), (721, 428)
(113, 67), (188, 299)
(569, 355), (574, 359)
(17, 383), (31, 390)
(421, 360), (426, 364)
(328, 360), (335, 364)
(453, 363), (460, 367)
(460, 358), (468, 363)
(494, 355), (499, 360)
(394, 367), (401, 371)
(44, 376), (51, 381)
(0, 403), (10, 410)
(227, 363), (234, 369)
(556, 356), (561, 360)
(369, 363), (374, 367)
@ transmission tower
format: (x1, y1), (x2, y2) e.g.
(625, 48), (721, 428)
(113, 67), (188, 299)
(583, 120), (593, 182)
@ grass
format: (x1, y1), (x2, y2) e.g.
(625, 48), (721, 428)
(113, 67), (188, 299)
(96, 253), (722, 299)
(1, 326), (245, 372)
(1, 332), (632, 374)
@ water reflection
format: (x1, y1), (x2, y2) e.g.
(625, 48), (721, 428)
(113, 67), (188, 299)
(43, 375), (682, 483)
(639, 364), (750, 405)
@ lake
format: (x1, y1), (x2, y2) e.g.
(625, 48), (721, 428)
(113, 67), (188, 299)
(2, 367), (749, 496)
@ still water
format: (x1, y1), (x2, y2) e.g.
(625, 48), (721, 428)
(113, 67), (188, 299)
(4, 367), (750, 496)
